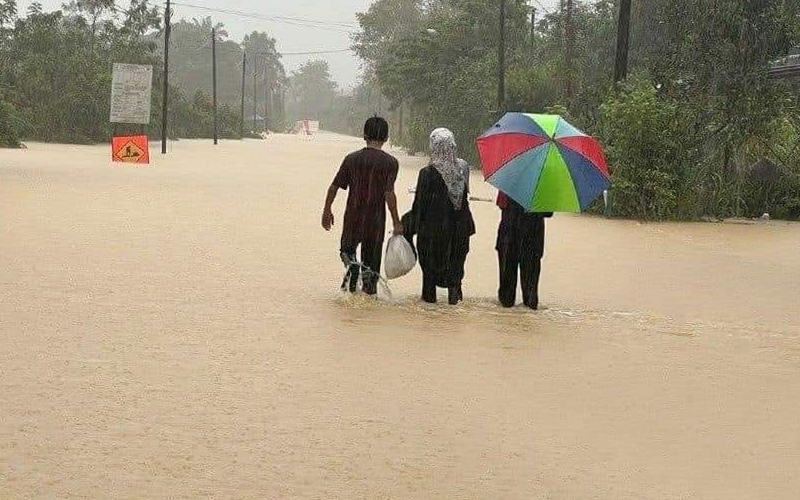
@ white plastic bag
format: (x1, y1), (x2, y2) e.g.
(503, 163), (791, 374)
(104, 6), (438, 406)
(384, 235), (416, 280)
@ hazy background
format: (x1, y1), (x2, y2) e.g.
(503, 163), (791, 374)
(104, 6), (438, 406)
(16, 0), (560, 88)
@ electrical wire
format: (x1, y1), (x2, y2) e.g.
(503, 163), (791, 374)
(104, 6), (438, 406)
(185, 45), (352, 57)
(167, 2), (358, 34)
(280, 48), (353, 56)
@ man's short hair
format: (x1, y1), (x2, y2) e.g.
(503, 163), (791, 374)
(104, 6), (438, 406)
(364, 116), (389, 142)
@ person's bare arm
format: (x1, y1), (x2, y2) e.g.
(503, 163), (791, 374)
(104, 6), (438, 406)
(322, 184), (338, 231)
(385, 190), (403, 235)
(385, 160), (402, 235)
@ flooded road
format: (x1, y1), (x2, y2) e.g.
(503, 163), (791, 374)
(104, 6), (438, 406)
(2, 134), (799, 499)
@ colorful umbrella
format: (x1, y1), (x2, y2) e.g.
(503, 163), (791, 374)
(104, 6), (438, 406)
(476, 113), (610, 212)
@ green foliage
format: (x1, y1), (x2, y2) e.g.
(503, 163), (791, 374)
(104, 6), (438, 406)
(3, 1), (159, 143)
(352, 0), (423, 70)
(737, 106), (800, 220)
(286, 60), (337, 127)
(154, 19), (285, 118)
(2, 1), (287, 143)
(598, 79), (696, 219)
(352, 0), (800, 220)
(318, 76), (395, 139)
(241, 30), (286, 131)
(174, 90), (240, 139)
(0, 89), (25, 147)
(0, 0), (21, 147)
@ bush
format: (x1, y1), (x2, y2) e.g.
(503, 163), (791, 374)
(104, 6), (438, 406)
(598, 78), (699, 220)
(0, 92), (25, 148)
(739, 115), (800, 219)
(597, 78), (800, 221)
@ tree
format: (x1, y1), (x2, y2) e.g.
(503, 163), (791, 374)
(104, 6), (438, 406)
(352, 0), (423, 71)
(0, 0), (16, 81)
(2, 1), (251, 143)
(63, 0), (115, 53)
(286, 60), (338, 126)
(0, 88), (24, 147)
(356, 0), (531, 158)
(151, 20), (285, 123)
(242, 30), (285, 131)
(351, 0), (800, 219)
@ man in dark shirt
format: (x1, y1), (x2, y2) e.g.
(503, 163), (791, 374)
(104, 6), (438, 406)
(321, 117), (403, 295)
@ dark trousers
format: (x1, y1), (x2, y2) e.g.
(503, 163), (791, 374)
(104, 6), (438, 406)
(498, 248), (542, 309)
(496, 213), (545, 309)
(421, 235), (469, 303)
(340, 239), (383, 295)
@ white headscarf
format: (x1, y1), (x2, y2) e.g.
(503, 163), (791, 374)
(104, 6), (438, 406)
(429, 128), (469, 210)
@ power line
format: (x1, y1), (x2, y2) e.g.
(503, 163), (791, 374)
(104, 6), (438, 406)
(167, 2), (358, 33)
(260, 11), (356, 28)
(168, 4), (354, 33)
(280, 48), (353, 56)
(185, 45), (353, 57)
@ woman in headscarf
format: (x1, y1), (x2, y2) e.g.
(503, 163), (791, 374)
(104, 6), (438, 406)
(402, 128), (476, 304)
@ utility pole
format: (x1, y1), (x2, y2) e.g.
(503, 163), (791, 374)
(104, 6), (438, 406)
(498, 0), (506, 112)
(240, 52), (246, 138)
(615, 0), (633, 82)
(160, 0), (171, 154)
(211, 27), (218, 145)
(398, 103), (404, 140)
(530, 7), (537, 44)
(252, 60), (257, 131)
(565, 0), (574, 100)
(271, 90), (278, 130)
(281, 89), (286, 126)
(264, 57), (271, 134)
(275, 87), (283, 129)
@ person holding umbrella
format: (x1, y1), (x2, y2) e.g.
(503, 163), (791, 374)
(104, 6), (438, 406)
(477, 112), (611, 309)
(496, 192), (551, 309)
(402, 128), (475, 305)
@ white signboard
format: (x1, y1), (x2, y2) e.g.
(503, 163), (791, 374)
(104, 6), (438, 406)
(110, 63), (153, 124)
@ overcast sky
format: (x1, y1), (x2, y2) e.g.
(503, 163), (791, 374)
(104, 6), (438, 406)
(18, 0), (560, 89)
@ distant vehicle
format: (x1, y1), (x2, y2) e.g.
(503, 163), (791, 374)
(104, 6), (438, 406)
(291, 120), (320, 136)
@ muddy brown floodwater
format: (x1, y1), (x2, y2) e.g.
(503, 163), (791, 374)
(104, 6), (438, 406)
(2, 134), (799, 499)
